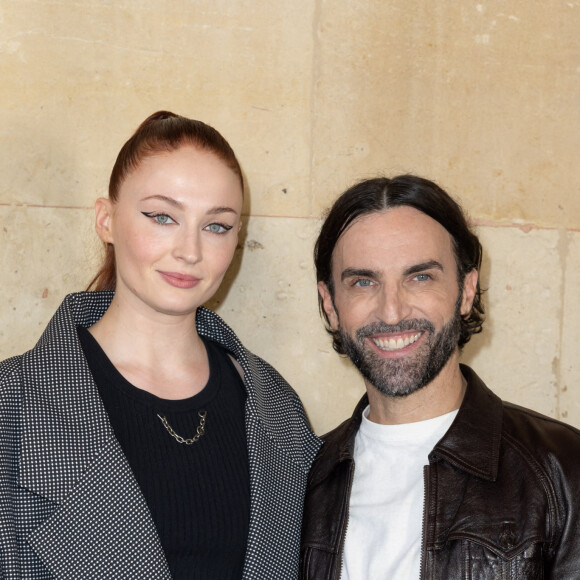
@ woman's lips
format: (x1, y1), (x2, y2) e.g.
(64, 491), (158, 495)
(158, 271), (201, 289)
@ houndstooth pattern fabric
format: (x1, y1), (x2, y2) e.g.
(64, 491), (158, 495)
(0, 292), (322, 579)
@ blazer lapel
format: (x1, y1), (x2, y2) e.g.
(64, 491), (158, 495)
(233, 351), (321, 579)
(196, 306), (322, 579)
(18, 293), (171, 579)
(27, 437), (171, 579)
(242, 408), (314, 580)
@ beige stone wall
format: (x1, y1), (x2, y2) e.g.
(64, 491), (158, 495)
(1, 1), (579, 434)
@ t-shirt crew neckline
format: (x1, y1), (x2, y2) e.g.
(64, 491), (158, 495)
(359, 404), (459, 445)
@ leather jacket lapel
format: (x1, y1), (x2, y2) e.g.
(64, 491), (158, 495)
(432, 365), (503, 481)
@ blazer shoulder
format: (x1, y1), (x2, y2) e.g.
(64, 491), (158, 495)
(0, 354), (23, 389)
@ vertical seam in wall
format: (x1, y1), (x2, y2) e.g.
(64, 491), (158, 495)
(555, 228), (569, 420)
(308, 0), (323, 218)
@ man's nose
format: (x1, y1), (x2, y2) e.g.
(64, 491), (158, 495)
(376, 284), (411, 324)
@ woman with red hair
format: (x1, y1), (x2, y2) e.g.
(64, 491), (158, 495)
(0, 111), (321, 580)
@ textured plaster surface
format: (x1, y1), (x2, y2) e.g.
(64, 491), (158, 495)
(0, 0), (315, 216)
(461, 226), (563, 416)
(561, 232), (580, 427)
(0, 206), (99, 357)
(1, 0), (579, 434)
(311, 1), (580, 227)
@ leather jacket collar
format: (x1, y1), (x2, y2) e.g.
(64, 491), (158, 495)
(431, 365), (503, 481)
(311, 365), (503, 487)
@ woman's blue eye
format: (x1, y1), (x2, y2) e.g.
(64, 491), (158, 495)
(205, 223), (232, 234)
(141, 211), (175, 225)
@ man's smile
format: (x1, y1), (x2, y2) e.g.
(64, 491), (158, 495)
(371, 332), (423, 352)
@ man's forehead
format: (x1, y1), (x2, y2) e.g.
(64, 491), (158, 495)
(331, 207), (455, 273)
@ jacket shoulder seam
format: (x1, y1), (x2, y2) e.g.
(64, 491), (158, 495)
(503, 402), (580, 436)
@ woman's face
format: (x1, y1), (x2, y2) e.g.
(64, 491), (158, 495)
(95, 145), (243, 319)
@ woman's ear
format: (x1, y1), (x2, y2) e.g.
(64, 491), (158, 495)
(94, 198), (114, 244)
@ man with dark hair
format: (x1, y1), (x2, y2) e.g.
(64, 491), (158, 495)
(300, 175), (580, 579)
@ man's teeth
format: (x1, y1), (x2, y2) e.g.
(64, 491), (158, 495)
(372, 333), (422, 351)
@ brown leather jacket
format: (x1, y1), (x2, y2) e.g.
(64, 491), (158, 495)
(300, 365), (580, 579)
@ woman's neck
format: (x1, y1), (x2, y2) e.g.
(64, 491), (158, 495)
(88, 294), (210, 400)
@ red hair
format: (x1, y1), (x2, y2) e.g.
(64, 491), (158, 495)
(87, 111), (243, 291)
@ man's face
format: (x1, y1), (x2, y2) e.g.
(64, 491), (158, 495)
(319, 206), (477, 398)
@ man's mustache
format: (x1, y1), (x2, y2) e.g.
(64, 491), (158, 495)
(355, 319), (435, 341)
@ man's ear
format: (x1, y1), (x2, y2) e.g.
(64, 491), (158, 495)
(318, 281), (339, 330)
(94, 198), (114, 244)
(460, 269), (478, 317)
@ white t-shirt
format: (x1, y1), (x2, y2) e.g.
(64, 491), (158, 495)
(341, 406), (458, 580)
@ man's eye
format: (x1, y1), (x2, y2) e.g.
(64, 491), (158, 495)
(354, 279), (373, 287)
(414, 273), (430, 282)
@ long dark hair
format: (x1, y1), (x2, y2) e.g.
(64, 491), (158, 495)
(314, 174), (484, 353)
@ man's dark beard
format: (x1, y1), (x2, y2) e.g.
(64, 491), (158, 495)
(340, 299), (462, 398)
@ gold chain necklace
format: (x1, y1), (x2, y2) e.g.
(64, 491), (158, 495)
(157, 410), (207, 445)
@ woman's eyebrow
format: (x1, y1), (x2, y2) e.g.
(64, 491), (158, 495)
(207, 206), (239, 215)
(140, 196), (238, 216)
(141, 194), (184, 209)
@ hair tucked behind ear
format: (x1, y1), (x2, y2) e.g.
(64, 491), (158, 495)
(314, 175), (485, 354)
(87, 111), (243, 291)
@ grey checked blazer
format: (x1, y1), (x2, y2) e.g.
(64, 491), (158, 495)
(0, 292), (322, 579)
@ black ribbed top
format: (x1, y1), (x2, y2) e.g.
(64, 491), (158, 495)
(77, 326), (250, 579)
